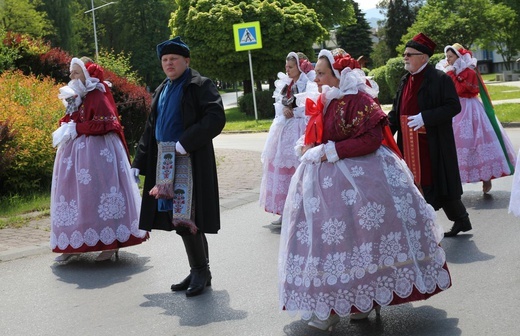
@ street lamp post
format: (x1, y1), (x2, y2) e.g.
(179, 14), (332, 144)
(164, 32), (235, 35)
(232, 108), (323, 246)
(84, 1), (117, 61)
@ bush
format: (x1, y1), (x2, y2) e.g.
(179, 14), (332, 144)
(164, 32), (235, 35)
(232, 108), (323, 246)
(369, 66), (393, 104)
(385, 57), (406, 98)
(102, 67), (151, 154)
(429, 53), (445, 67)
(370, 53), (447, 105)
(0, 119), (18, 186)
(1, 34), (151, 157)
(238, 90), (275, 119)
(37, 48), (72, 84)
(3, 32), (50, 76)
(0, 29), (21, 72)
(0, 71), (63, 195)
(98, 49), (142, 86)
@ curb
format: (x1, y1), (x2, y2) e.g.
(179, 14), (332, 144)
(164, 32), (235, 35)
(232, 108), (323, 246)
(0, 243), (50, 262)
(0, 189), (262, 263)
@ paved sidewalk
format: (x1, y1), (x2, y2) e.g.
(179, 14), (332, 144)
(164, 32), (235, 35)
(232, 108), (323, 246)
(0, 148), (264, 262)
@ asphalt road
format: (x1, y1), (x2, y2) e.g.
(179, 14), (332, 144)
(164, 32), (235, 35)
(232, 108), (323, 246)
(1, 130), (520, 336)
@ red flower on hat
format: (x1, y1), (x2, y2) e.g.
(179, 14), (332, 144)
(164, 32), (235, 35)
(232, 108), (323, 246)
(332, 54), (360, 72)
(85, 62), (104, 81)
(299, 58), (314, 74)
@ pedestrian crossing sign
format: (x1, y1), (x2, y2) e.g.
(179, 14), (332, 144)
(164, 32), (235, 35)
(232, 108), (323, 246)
(233, 21), (262, 51)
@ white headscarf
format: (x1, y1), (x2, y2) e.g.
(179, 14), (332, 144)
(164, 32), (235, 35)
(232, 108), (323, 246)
(317, 49), (379, 102)
(58, 57), (105, 110)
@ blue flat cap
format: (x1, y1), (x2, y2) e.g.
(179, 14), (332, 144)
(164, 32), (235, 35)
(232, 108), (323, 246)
(156, 36), (190, 60)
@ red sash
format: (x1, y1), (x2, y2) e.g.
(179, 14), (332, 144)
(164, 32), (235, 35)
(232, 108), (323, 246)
(400, 115), (425, 186)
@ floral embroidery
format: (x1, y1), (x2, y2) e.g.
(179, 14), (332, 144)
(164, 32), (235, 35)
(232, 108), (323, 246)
(305, 196), (320, 213)
(62, 156), (73, 171)
(341, 189), (358, 205)
(358, 202), (385, 230)
(100, 148), (114, 162)
(322, 176), (333, 188)
(323, 252), (347, 285)
(379, 232), (405, 266)
(393, 193), (417, 226)
(321, 218), (346, 245)
(296, 220), (311, 246)
(53, 196), (78, 227)
(336, 102), (374, 136)
(98, 186), (126, 220)
(350, 166), (364, 177)
(77, 168), (91, 185)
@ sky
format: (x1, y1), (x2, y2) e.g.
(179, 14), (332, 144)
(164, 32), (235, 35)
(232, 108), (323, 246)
(357, 0), (379, 11)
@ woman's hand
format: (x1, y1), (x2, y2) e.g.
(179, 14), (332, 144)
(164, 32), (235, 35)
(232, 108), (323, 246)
(301, 143), (314, 154)
(283, 106), (294, 119)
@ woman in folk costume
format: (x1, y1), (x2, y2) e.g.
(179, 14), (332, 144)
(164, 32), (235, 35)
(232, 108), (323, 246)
(509, 159), (520, 217)
(50, 57), (148, 262)
(278, 49), (451, 331)
(436, 44), (516, 193)
(259, 52), (315, 225)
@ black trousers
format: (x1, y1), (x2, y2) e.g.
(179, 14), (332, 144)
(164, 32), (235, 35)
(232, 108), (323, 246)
(422, 185), (469, 223)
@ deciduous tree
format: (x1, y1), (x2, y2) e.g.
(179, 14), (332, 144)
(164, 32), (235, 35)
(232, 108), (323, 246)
(169, 0), (328, 88)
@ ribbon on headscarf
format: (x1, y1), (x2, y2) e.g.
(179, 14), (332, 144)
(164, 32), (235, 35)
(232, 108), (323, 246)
(304, 96), (324, 145)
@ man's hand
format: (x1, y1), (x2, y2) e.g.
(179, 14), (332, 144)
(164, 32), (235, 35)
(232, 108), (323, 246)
(407, 113), (424, 131)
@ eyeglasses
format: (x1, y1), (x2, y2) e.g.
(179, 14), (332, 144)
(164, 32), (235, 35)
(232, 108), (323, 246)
(402, 52), (424, 58)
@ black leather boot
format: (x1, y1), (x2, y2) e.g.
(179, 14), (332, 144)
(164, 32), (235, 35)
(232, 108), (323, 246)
(174, 232), (211, 297)
(444, 217), (472, 237)
(171, 274), (191, 291)
(171, 269), (212, 291)
(186, 265), (210, 297)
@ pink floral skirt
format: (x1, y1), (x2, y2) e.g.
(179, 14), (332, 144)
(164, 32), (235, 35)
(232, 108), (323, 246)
(453, 97), (516, 183)
(50, 133), (148, 253)
(278, 146), (451, 320)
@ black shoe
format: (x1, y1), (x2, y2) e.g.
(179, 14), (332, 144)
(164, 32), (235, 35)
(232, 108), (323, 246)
(186, 266), (211, 297)
(171, 270), (212, 292)
(444, 218), (472, 237)
(171, 274), (191, 291)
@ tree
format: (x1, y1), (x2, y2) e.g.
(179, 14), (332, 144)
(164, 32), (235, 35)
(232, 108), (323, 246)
(109, 0), (176, 89)
(377, 0), (423, 57)
(489, 0), (520, 69)
(169, 0), (328, 91)
(479, 2), (518, 70)
(400, 0), (517, 68)
(0, 0), (54, 38)
(370, 27), (392, 68)
(336, 1), (374, 65)
(37, 0), (74, 51)
(298, 0), (356, 30)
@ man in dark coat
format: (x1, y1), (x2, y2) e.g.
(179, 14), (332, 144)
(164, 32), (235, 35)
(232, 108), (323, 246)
(132, 37), (225, 296)
(388, 32), (472, 237)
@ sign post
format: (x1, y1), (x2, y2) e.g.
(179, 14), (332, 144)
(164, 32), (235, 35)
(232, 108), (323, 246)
(233, 21), (263, 120)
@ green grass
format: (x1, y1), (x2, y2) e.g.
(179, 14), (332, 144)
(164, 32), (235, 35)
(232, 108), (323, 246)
(223, 107), (272, 132)
(486, 85), (520, 101)
(0, 193), (51, 229)
(494, 103), (520, 123)
(481, 73), (497, 82)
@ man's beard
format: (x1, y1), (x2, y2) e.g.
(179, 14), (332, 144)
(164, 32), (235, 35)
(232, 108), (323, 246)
(68, 79), (88, 98)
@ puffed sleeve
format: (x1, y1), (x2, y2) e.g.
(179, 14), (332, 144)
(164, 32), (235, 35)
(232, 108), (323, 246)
(73, 89), (123, 136)
(448, 68), (479, 98)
